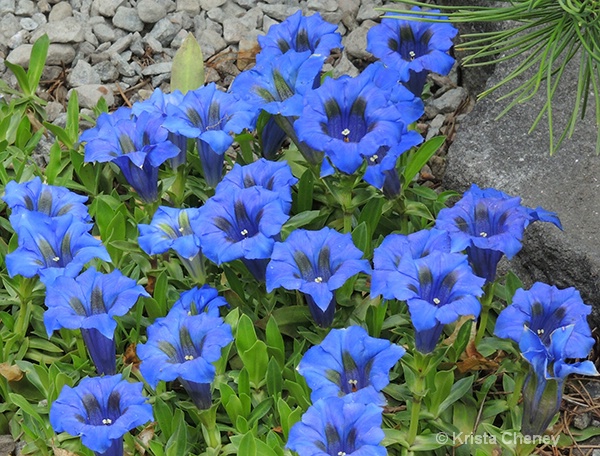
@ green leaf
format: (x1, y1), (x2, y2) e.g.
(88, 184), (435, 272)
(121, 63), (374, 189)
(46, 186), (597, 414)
(66, 90), (80, 146)
(295, 168), (314, 213)
(235, 314), (258, 354)
(4, 61), (31, 95)
(281, 210), (321, 238)
(44, 141), (63, 185)
(165, 409), (188, 456)
(266, 358), (282, 398)
(438, 376), (474, 415)
(238, 432), (257, 456)
(403, 136), (445, 184)
(247, 398), (273, 427)
(239, 340), (269, 388)
(351, 221), (370, 255)
(171, 32), (205, 93)
(357, 197), (384, 237)
(27, 34), (50, 93)
(410, 434), (448, 451)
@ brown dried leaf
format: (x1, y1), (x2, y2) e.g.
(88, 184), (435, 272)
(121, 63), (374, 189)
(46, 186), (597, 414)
(123, 343), (141, 370)
(52, 447), (78, 456)
(0, 363), (24, 382)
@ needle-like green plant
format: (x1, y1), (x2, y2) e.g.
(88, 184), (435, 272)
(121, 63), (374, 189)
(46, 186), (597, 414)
(382, 0), (600, 154)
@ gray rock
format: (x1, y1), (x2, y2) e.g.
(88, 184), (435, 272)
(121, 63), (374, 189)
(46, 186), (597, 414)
(8, 30), (28, 49)
(260, 3), (301, 22)
(45, 101), (65, 122)
(176, 0), (199, 15)
(200, 0), (226, 10)
(84, 30), (99, 47)
(262, 14), (277, 33)
(111, 52), (134, 76)
(333, 52), (359, 78)
(6, 43), (32, 66)
(444, 53), (600, 327)
(15, 0), (34, 15)
(137, 0), (167, 23)
(93, 60), (119, 81)
(170, 28), (188, 48)
(68, 59), (101, 86)
(339, 0), (360, 16)
(149, 17), (181, 45)
(37, 0), (50, 13)
(0, 0), (15, 14)
(426, 114), (446, 141)
(343, 21), (374, 60)
(93, 21), (116, 43)
(197, 28), (226, 60)
(426, 87), (468, 118)
(107, 33), (133, 54)
(113, 6), (144, 32)
(233, 0), (256, 8)
(73, 40), (97, 62)
(144, 35), (163, 53)
(130, 32), (144, 55)
(95, 0), (124, 17)
(141, 61), (172, 75)
(222, 7), (262, 44)
(20, 17), (38, 31)
(573, 412), (592, 430)
(32, 12), (47, 26)
(307, 0), (338, 12)
(47, 43), (77, 65)
(593, 450), (600, 456)
(49, 1), (73, 21)
(321, 10), (344, 27)
(1, 14), (20, 41)
(0, 435), (15, 456)
(357, 3), (381, 22)
(69, 84), (114, 108)
(32, 17), (85, 43)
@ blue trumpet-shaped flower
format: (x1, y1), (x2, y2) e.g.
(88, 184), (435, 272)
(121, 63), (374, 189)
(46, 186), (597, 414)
(3, 177), (90, 224)
(132, 88), (187, 167)
(435, 184), (562, 283)
(258, 115), (288, 160)
(5, 212), (111, 286)
(82, 110), (180, 202)
(161, 83), (256, 187)
(385, 250), (485, 353)
(215, 159), (298, 213)
(195, 186), (289, 280)
(298, 326), (405, 404)
(256, 10), (342, 62)
(137, 311), (233, 409)
(295, 63), (424, 175)
(44, 267), (149, 375)
(495, 283), (598, 436)
(371, 228), (452, 299)
(266, 228), (371, 327)
(50, 375), (153, 456)
(170, 285), (228, 318)
(287, 397), (386, 456)
(366, 8), (458, 96)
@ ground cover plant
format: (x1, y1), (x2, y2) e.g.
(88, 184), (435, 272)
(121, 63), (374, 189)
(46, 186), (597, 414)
(0, 7), (599, 456)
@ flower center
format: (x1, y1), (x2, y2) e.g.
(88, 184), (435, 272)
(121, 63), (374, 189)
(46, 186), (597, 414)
(338, 452), (347, 456)
(52, 256), (60, 262)
(348, 379), (358, 392)
(341, 128), (350, 143)
(537, 328), (544, 336)
(314, 276), (323, 283)
(184, 355), (194, 361)
(178, 227), (185, 233)
(433, 297), (441, 305)
(240, 229), (249, 236)
(102, 418), (112, 425)
(479, 231), (488, 237)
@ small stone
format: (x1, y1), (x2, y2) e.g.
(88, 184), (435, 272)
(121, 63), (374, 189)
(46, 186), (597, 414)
(0, 436), (15, 456)
(429, 155), (445, 178)
(45, 101), (65, 122)
(93, 21), (116, 43)
(47, 44), (77, 65)
(222, 8), (262, 44)
(333, 52), (359, 78)
(15, 0), (34, 15)
(176, 0), (199, 15)
(426, 87), (469, 117)
(426, 114), (446, 141)
(69, 84), (114, 109)
(107, 33), (133, 54)
(95, 0), (124, 17)
(343, 21), (374, 60)
(19, 18), (38, 31)
(130, 32), (144, 55)
(32, 17), (84, 43)
(6, 43), (32, 67)
(197, 28), (226, 60)
(170, 28), (188, 48)
(68, 60), (101, 87)
(237, 30), (262, 70)
(0, 0), (15, 14)
(37, 0), (50, 13)
(32, 13), (47, 26)
(141, 61), (172, 75)
(339, 0), (360, 16)
(137, 0), (167, 23)
(200, 0), (225, 9)
(110, 52), (135, 77)
(8, 30), (28, 49)
(262, 14), (277, 33)
(149, 17), (180, 45)
(357, 3), (380, 22)
(204, 66), (220, 83)
(592, 449), (600, 456)
(113, 7), (144, 32)
(73, 41), (96, 62)
(144, 35), (163, 53)
(93, 60), (119, 82)
(85, 30), (99, 47)
(307, 0), (337, 12)
(233, 0), (255, 8)
(49, 1), (73, 21)
(260, 4), (300, 22)
(573, 412), (592, 430)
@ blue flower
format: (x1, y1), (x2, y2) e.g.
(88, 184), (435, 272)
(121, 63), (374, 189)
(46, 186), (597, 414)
(3, 177), (90, 224)
(495, 283), (594, 357)
(195, 186), (289, 280)
(266, 228), (371, 327)
(435, 184), (562, 283)
(170, 285), (229, 318)
(82, 110), (181, 202)
(371, 228), (452, 299)
(256, 10), (342, 62)
(5, 212), (111, 286)
(215, 158), (298, 213)
(50, 375), (153, 456)
(294, 63), (424, 175)
(366, 8), (458, 95)
(161, 83), (256, 187)
(384, 250), (485, 353)
(44, 267), (149, 375)
(287, 397), (386, 456)
(132, 88), (188, 167)
(137, 311), (233, 409)
(298, 326), (405, 405)
(258, 115), (288, 160)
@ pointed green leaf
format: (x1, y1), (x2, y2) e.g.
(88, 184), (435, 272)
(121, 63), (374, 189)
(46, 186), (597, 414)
(28, 35), (50, 92)
(171, 32), (205, 93)
(403, 136), (445, 184)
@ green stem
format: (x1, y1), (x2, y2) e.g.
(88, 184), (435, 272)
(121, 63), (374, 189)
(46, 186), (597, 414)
(15, 277), (37, 338)
(198, 405), (221, 449)
(407, 396), (422, 446)
(475, 282), (495, 345)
